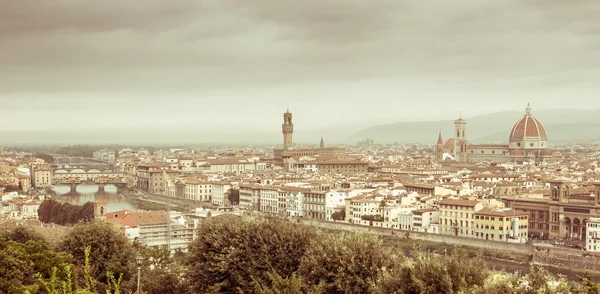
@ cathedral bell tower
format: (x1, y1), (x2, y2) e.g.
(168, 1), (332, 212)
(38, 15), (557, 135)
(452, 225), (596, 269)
(282, 109), (294, 150)
(454, 116), (468, 162)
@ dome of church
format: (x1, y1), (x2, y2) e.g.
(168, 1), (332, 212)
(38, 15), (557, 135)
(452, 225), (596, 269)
(509, 103), (548, 144)
(443, 138), (455, 150)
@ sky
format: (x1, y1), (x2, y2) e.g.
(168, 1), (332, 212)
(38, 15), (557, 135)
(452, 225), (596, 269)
(1, 0), (600, 143)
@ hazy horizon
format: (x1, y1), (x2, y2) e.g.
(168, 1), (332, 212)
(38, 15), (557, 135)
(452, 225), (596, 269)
(2, 1), (600, 144)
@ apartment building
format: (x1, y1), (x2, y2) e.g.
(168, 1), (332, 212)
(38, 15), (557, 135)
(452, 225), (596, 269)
(439, 199), (484, 237)
(314, 160), (369, 176)
(239, 184), (261, 211)
(285, 187), (309, 217)
(107, 210), (197, 253)
(184, 180), (212, 202)
(404, 183), (435, 195)
(211, 182), (231, 207)
(148, 170), (178, 195)
(303, 190), (327, 220)
(345, 194), (383, 224)
(473, 207), (529, 242)
(259, 186), (281, 215)
(198, 158), (267, 175)
(412, 208), (439, 233)
(179, 157), (195, 170)
(32, 167), (52, 188)
(136, 163), (169, 191)
(325, 189), (348, 221)
(93, 149), (116, 164)
(587, 218), (600, 252)
(278, 189), (287, 217)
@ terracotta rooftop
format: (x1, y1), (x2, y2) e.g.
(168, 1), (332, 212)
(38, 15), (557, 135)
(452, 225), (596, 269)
(439, 199), (480, 207)
(131, 210), (168, 226)
(475, 207), (528, 217)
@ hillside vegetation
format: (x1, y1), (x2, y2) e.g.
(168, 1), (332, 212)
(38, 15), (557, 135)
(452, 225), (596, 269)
(2, 217), (600, 293)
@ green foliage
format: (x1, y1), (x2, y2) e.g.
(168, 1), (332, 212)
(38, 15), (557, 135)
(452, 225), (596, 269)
(33, 153), (55, 164)
(9, 217), (600, 294)
(401, 252), (455, 294)
(56, 145), (96, 158)
(38, 200), (95, 225)
(36, 265), (74, 294)
(137, 245), (187, 294)
(1, 226), (47, 244)
(372, 247), (488, 294)
(253, 272), (305, 294)
(3, 185), (25, 194)
(299, 233), (398, 293)
(360, 214), (384, 222)
(331, 209), (345, 221)
(31, 246), (125, 294)
(0, 236), (73, 293)
(186, 216), (319, 293)
(227, 188), (240, 206)
(58, 221), (136, 292)
(577, 272), (600, 294)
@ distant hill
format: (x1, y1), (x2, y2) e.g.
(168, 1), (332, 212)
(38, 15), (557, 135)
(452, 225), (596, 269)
(353, 109), (600, 144)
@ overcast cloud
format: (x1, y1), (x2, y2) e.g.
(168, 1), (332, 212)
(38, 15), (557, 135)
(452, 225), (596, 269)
(1, 0), (599, 137)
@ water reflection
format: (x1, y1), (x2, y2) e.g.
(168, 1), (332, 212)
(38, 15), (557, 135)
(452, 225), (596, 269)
(53, 184), (137, 212)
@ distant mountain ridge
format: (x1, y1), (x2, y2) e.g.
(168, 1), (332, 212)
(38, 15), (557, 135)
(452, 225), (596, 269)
(353, 109), (600, 144)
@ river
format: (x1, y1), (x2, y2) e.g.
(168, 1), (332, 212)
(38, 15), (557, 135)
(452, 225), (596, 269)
(52, 184), (139, 212)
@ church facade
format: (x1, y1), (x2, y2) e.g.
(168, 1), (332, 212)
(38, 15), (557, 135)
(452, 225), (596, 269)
(436, 104), (553, 163)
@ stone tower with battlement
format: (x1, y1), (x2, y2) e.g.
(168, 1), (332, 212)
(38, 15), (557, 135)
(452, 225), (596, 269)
(282, 110), (294, 150)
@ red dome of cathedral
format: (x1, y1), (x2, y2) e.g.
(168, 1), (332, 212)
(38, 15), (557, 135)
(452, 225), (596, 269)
(509, 103), (548, 143)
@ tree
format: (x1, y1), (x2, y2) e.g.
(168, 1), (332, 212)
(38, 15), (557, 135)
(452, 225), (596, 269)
(33, 153), (55, 164)
(4, 185), (25, 194)
(33, 246), (125, 294)
(0, 237), (73, 293)
(136, 245), (187, 294)
(298, 233), (399, 293)
(58, 221), (136, 292)
(186, 216), (319, 293)
(331, 208), (346, 221)
(253, 272), (305, 294)
(227, 188), (240, 206)
(360, 214), (384, 222)
(1, 226), (46, 244)
(374, 248), (488, 294)
(38, 200), (95, 225)
(577, 272), (600, 294)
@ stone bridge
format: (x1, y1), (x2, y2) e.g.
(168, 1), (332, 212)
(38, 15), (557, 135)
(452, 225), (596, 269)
(52, 169), (127, 195)
(53, 166), (115, 174)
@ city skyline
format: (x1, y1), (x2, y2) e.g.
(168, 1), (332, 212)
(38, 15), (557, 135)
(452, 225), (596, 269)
(4, 2), (600, 292)
(1, 0), (600, 138)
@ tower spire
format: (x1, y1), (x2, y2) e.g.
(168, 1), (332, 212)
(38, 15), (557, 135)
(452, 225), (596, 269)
(320, 137), (325, 149)
(437, 130), (443, 145)
(282, 110), (294, 150)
